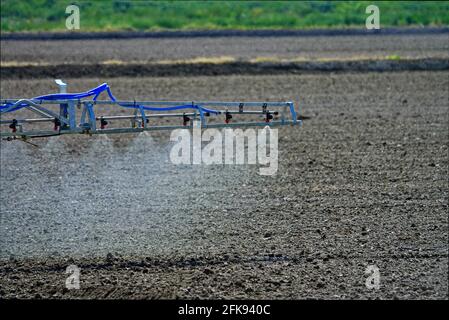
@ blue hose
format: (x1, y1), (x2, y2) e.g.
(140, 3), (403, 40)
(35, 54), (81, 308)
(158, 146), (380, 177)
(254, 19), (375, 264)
(0, 83), (220, 115)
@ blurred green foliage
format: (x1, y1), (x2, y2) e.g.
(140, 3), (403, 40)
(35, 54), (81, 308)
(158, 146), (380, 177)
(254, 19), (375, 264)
(1, 0), (448, 32)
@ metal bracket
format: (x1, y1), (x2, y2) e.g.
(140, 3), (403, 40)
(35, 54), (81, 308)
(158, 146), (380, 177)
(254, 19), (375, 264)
(55, 79), (67, 94)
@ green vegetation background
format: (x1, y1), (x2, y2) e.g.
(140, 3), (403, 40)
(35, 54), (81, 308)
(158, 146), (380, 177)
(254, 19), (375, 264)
(1, 0), (448, 32)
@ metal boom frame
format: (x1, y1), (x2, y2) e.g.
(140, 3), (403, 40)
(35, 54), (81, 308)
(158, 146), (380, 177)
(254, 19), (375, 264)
(1, 80), (301, 139)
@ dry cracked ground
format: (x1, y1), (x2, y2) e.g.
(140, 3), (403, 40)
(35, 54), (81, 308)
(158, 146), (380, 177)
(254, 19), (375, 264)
(0, 33), (448, 299)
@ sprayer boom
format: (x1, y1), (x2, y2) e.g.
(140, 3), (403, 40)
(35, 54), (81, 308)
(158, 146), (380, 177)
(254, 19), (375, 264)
(1, 80), (301, 140)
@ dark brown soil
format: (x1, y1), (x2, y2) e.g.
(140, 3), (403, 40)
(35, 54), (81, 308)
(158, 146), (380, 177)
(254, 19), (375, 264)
(2, 32), (448, 80)
(2, 33), (448, 65)
(1, 59), (448, 79)
(3, 27), (449, 40)
(0, 71), (447, 299)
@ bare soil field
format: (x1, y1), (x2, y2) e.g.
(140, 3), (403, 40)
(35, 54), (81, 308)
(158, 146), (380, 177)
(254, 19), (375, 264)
(0, 70), (447, 299)
(2, 33), (449, 65)
(2, 33), (448, 80)
(1, 30), (448, 300)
